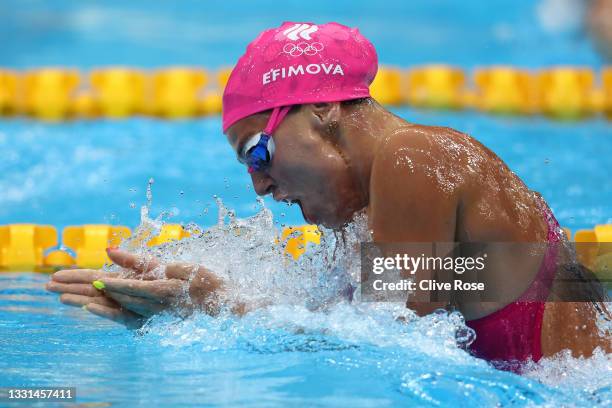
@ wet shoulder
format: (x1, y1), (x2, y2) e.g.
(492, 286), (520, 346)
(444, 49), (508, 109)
(377, 124), (492, 163)
(373, 124), (492, 194)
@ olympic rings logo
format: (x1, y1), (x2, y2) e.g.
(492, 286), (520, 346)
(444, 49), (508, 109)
(282, 42), (324, 57)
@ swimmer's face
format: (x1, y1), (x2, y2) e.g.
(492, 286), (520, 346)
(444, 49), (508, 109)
(226, 103), (364, 228)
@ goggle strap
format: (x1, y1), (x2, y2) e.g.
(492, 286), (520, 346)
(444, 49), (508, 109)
(264, 106), (292, 135)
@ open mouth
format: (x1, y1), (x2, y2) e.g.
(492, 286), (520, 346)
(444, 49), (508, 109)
(294, 199), (311, 223)
(277, 197), (311, 223)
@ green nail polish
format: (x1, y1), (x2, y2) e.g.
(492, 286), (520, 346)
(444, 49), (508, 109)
(92, 280), (105, 290)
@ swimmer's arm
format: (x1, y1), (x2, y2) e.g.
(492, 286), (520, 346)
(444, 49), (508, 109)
(368, 130), (459, 316)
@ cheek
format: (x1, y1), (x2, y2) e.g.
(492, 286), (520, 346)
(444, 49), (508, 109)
(303, 157), (355, 205)
(278, 142), (346, 186)
(269, 130), (356, 203)
(269, 134), (321, 181)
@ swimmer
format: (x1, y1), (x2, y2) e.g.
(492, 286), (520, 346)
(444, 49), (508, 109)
(588, 0), (612, 60)
(46, 22), (610, 369)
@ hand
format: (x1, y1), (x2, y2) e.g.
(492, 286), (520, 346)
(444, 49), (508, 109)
(46, 268), (146, 328)
(46, 248), (226, 327)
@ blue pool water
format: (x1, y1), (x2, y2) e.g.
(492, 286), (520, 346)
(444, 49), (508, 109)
(1, 272), (611, 407)
(0, 0), (604, 69)
(1, 1), (611, 407)
(0, 116), (610, 408)
(1, 110), (611, 231)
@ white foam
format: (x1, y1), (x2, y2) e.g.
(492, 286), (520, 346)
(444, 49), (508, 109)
(524, 348), (612, 402)
(115, 194), (477, 364)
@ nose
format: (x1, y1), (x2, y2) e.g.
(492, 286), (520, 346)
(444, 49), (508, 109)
(251, 171), (275, 196)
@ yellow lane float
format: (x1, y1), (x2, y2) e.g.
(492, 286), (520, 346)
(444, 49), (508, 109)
(593, 225), (612, 287)
(3, 223), (611, 273)
(370, 66), (403, 106)
(44, 249), (76, 269)
(200, 91), (223, 115)
(147, 224), (192, 247)
(280, 225), (321, 260)
(406, 65), (465, 109)
(473, 67), (537, 114)
(90, 68), (147, 118)
(151, 67), (207, 118)
(0, 70), (19, 115)
(572, 224), (612, 286)
(71, 90), (99, 118)
(1, 66), (611, 120)
(537, 67), (598, 119)
(603, 67), (612, 119)
(23, 68), (80, 120)
(61, 225), (131, 268)
(561, 227), (571, 240)
(594, 224), (612, 256)
(217, 67), (232, 90)
(0, 224), (58, 269)
(574, 229), (598, 269)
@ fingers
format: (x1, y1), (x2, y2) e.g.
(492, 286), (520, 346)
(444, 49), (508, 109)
(188, 269), (224, 304)
(164, 263), (199, 280)
(60, 293), (147, 329)
(104, 292), (166, 317)
(46, 281), (102, 297)
(60, 293), (117, 308)
(106, 248), (159, 274)
(51, 269), (118, 284)
(100, 278), (185, 301)
(85, 303), (144, 329)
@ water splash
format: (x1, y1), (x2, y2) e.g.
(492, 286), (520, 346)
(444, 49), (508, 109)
(524, 348), (612, 405)
(106, 184), (609, 407)
(112, 181), (475, 354)
(123, 197), (370, 310)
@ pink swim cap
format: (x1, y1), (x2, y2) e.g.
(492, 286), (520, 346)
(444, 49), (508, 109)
(222, 21), (378, 132)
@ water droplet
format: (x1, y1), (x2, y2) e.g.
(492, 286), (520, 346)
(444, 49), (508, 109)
(146, 178), (155, 208)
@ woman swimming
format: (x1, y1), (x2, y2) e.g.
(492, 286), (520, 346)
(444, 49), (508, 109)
(46, 21), (610, 369)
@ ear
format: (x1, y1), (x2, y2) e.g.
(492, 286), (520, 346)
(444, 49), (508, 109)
(306, 102), (341, 130)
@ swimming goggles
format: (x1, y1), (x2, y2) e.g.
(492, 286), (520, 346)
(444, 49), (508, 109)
(239, 106), (292, 173)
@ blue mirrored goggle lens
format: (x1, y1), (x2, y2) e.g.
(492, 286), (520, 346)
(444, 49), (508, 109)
(245, 133), (273, 173)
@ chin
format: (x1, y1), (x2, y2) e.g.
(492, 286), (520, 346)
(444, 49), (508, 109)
(318, 219), (343, 229)
(299, 199), (353, 229)
(308, 209), (349, 229)
(299, 200), (326, 226)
